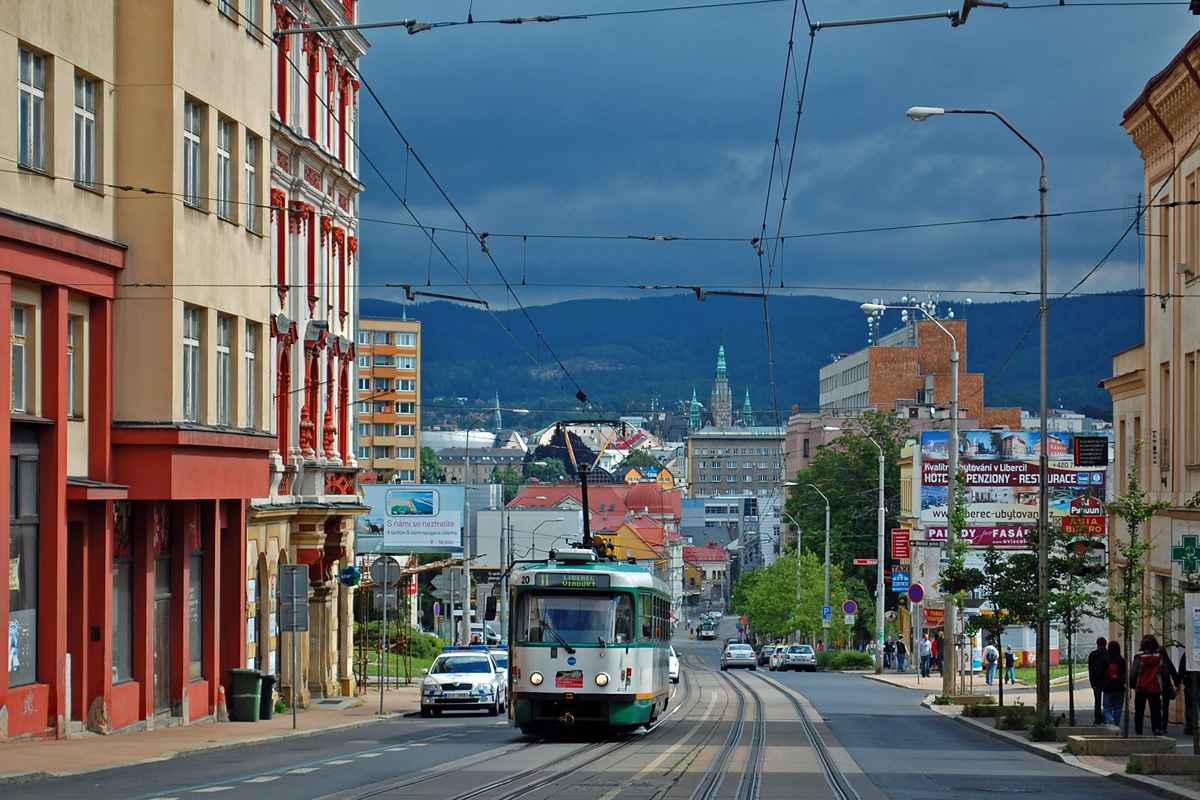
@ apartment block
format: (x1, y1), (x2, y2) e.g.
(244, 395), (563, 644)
(355, 316), (421, 483)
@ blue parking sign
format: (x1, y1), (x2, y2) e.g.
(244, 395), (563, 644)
(822, 605), (832, 620)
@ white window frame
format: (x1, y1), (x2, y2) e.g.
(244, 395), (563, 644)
(18, 48), (46, 171)
(216, 315), (231, 425)
(358, 378), (370, 391)
(357, 355), (369, 368)
(66, 317), (77, 417)
(244, 133), (257, 231)
(218, 0), (235, 18)
(245, 322), (257, 427)
(11, 306), (27, 413)
(216, 118), (232, 220)
(357, 331), (371, 345)
(397, 333), (415, 347)
(183, 305), (201, 422)
(183, 100), (203, 208)
(74, 74), (96, 188)
(397, 424), (414, 437)
(398, 379), (415, 392)
(397, 356), (415, 370)
(398, 446), (416, 460)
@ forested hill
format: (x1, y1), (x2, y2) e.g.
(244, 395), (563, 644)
(360, 291), (1142, 426)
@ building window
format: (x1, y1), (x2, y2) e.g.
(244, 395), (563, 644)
(216, 315), (231, 425)
(357, 355), (369, 368)
(74, 75), (96, 188)
(11, 306), (27, 413)
(373, 354), (395, 367)
(375, 331), (391, 345)
(218, 0), (234, 17)
(244, 133), (258, 231)
(113, 554), (134, 683)
(18, 48), (46, 171)
(399, 446), (416, 460)
(357, 445), (370, 459)
(373, 446), (391, 459)
(396, 469), (415, 482)
(397, 356), (415, 370)
(373, 402), (388, 414)
(245, 322), (257, 427)
(397, 333), (415, 347)
(183, 100), (203, 207)
(357, 422), (370, 437)
(357, 401), (370, 415)
(188, 552), (204, 680)
(398, 379), (415, 392)
(358, 330), (370, 345)
(183, 305), (201, 422)
(396, 401), (415, 414)
(9, 435), (39, 687)
(358, 378), (369, 391)
(216, 119), (232, 219)
(397, 424), (414, 436)
(67, 317), (82, 417)
(372, 423), (389, 436)
(373, 378), (391, 392)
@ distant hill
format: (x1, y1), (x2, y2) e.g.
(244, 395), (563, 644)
(360, 291), (1142, 427)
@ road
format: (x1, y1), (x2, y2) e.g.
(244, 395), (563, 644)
(2, 627), (1165, 800)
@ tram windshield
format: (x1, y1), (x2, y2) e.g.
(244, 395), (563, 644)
(515, 592), (635, 645)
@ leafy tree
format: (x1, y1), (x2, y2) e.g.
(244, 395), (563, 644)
(732, 553), (802, 641)
(784, 410), (909, 644)
(1106, 440), (1171, 738)
(794, 550), (853, 645)
(420, 446), (443, 484)
(491, 466), (521, 504)
(524, 457), (568, 484)
(622, 449), (664, 470)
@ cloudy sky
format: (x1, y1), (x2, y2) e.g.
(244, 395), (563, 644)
(354, 1), (1192, 313)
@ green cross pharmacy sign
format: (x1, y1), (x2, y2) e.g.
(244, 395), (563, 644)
(1171, 535), (1200, 574)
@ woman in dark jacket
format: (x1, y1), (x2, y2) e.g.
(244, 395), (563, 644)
(1130, 634), (1164, 735)
(1160, 647), (1181, 732)
(1102, 640), (1127, 727)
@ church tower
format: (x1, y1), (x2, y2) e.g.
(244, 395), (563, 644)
(710, 345), (733, 429)
(688, 388), (702, 431)
(741, 389), (754, 427)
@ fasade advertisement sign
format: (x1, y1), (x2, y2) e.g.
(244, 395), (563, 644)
(919, 430), (1109, 547)
(357, 485), (465, 553)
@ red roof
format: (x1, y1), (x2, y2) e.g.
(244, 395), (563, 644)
(683, 543), (727, 563)
(510, 483), (681, 521)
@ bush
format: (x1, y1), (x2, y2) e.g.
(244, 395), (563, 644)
(831, 649), (875, 670)
(409, 632), (445, 659)
(996, 702), (1030, 731)
(1026, 709), (1058, 743)
(1126, 757), (1142, 775)
(275, 699), (288, 714)
(816, 650), (834, 671)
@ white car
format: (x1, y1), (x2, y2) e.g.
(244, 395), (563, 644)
(780, 644), (817, 672)
(668, 646), (680, 683)
(720, 642), (757, 671)
(768, 645), (787, 671)
(420, 648), (506, 717)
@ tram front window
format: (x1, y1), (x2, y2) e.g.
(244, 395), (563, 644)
(516, 593), (635, 645)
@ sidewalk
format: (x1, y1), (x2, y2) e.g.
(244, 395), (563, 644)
(0, 684), (422, 786)
(866, 668), (1200, 800)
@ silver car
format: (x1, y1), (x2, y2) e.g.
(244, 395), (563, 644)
(720, 642), (757, 671)
(780, 644), (817, 672)
(420, 649), (506, 717)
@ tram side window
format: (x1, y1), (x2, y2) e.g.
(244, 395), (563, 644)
(613, 593), (635, 644)
(639, 593), (652, 642)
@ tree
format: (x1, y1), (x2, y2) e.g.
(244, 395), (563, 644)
(524, 457), (567, 484)
(1106, 440), (1171, 738)
(732, 554), (802, 641)
(420, 447), (443, 484)
(491, 466), (521, 504)
(793, 550), (853, 645)
(622, 449), (663, 470)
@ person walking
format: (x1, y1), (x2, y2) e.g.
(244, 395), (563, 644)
(896, 636), (908, 673)
(935, 631), (946, 676)
(1160, 646), (1181, 732)
(883, 636), (895, 670)
(983, 641), (999, 685)
(1003, 645), (1016, 684)
(1130, 634), (1165, 735)
(919, 634), (933, 677)
(1087, 636), (1108, 726)
(1102, 640), (1127, 727)
(1179, 652), (1195, 736)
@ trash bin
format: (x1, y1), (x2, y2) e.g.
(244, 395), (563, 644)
(228, 668), (263, 722)
(260, 674), (278, 720)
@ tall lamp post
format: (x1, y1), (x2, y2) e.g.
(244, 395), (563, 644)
(861, 301), (959, 698)
(780, 510), (805, 641)
(463, 407), (527, 646)
(906, 105), (1048, 711)
(825, 426), (885, 674)
(805, 484), (832, 646)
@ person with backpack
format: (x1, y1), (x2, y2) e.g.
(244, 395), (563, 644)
(983, 641), (999, 685)
(896, 636), (908, 673)
(1003, 645), (1016, 684)
(883, 636), (895, 670)
(1130, 634), (1165, 735)
(1102, 640), (1127, 726)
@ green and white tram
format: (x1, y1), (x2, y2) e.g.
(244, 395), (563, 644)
(508, 547), (672, 733)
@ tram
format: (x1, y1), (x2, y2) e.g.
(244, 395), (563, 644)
(508, 546), (672, 733)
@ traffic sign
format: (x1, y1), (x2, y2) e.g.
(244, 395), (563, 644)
(892, 570), (910, 593)
(908, 583), (924, 604)
(370, 556), (403, 587)
(821, 605), (833, 620)
(844, 614), (856, 626)
(842, 599), (858, 615)
(891, 530), (910, 560)
(853, 559), (878, 565)
(433, 601), (441, 617)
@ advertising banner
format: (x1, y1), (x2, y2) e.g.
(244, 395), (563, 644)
(357, 485), (465, 553)
(919, 431), (1109, 539)
(891, 529), (910, 560)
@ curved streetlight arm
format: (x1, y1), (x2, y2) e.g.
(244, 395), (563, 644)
(805, 484), (833, 631)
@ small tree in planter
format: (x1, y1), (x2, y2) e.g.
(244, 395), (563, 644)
(1107, 441), (1170, 738)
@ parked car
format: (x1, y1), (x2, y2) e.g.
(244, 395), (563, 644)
(668, 646), (680, 683)
(720, 642), (757, 671)
(768, 645), (787, 671)
(757, 644), (776, 666)
(780, 643), (817, 672)
(420, 648), (507, 717)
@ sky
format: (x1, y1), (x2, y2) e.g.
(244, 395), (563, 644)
(354, 1), (1194, 316)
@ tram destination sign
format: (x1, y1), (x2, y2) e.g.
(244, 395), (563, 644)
(534, 572), (612, 589)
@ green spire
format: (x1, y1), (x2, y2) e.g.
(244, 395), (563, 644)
(689, 388), (701, 430)
(742, 389), (753, 426)
(716, 345), (727, 381)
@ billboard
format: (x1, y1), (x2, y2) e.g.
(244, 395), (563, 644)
(919, 430), (1109, 546)
(357, 484), (465, 554)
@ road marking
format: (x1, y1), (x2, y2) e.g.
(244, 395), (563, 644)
(326, 760), (354, 764)
(386, 747), (407, 752)
(286, 767), (319, 774)
(244, 776), (281, 783)
(192, 789), (234, 794)
(411, 742), (428, 747)
(357, 753), (383, 758)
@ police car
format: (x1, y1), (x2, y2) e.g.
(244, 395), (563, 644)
(420, 647), (507, 717)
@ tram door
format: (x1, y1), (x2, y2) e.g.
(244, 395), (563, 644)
(153, 557), (173, 713)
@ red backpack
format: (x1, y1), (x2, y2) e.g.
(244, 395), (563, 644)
(1137, 653), (1161, 694)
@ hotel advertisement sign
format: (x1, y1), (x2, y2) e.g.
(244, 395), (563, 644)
(357, 485), (465, 554)
(919, 430), (1109, 544)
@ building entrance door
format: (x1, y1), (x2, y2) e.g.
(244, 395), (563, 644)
(153, 558), (172, 713)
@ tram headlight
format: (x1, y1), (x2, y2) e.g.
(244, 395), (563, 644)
(595, 672), (609, 687)
(530, 672), (544, 685)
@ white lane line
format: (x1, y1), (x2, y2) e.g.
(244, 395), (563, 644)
(326, 760), (354, 764)
(411, 742), (428, 747)
(286, 767), (319, 774)
(386, 747), (408, 752)
(243, 776), (280, 782)
(192, 789), (234, 794)
(357, 753), (383, 758)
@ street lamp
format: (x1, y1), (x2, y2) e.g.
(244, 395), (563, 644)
(825, 426), (885, 674)
(906, 105), (1049, 711)
(464, 407), (528, 646)
(861, 301), (958, 697)
(780, 509), (804, 641)
(805, 483), (832, 646)
(531, 517), (565, 558)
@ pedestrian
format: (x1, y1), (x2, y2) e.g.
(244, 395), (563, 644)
(919, 634), (933, 678)
(1102, 640), (1126, 727)
(896, 636), (908, 673)
(1160, 646), (1180, 732)
(1130, 634), (1165, 735)
(935, 631), (946, 675)
(883, 636), (895, 670)
(983, 641), (999, 685)
(1087, 636), (1108, 726)
(1179, 652), (1195, 736)
(1003, 645), (1016, 684)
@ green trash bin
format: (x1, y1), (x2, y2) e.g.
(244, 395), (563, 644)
(229, 668), (263, 722)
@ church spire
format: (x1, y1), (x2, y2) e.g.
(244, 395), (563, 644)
(741, 389), (753, 427)
(716, 344), (727, 381)
(710, 344), (732, 428)
(689, 388), (701, 431)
